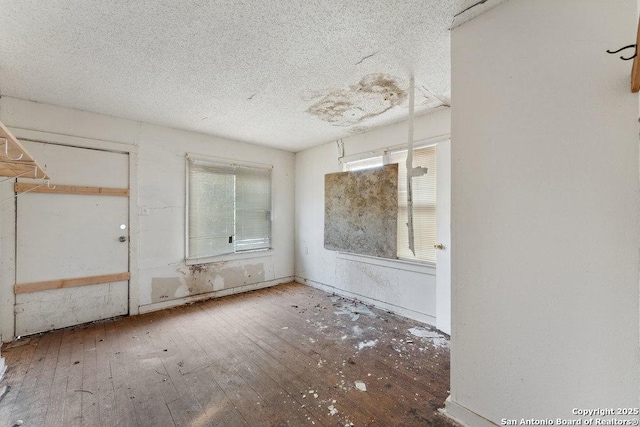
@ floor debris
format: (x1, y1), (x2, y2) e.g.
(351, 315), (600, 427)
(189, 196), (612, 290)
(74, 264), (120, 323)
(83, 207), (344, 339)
(0, 283), (453, 426)
(407, 327), (441, 338)
(354, 380), (367, 392)
(408, 327), (450, 348)
(334, 302), (376, 322)
(357, 339), (378, 350)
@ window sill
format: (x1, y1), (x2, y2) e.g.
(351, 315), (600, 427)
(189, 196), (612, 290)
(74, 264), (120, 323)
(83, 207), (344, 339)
(186, 249), (273, 266)
(336, 252), (436, 275)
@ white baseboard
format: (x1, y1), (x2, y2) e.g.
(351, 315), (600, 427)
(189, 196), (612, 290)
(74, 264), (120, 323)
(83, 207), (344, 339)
(0, 356), (5, 382)
(138, 277), (293, 314)
(295, 276), (437, 327)
(443, 396), (499, 427)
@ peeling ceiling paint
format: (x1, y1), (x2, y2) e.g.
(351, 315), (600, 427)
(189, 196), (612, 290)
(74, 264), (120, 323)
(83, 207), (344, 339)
(0, 1), (501, 152)
(307, 74), (408, 126)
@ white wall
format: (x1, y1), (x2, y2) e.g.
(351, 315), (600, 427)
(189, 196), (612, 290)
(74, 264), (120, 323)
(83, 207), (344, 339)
(0, 96), (295, 341)
(0, 209), (3, 378)
(448, 1), (640, 425)
(295, 109), (451, 326)
(134, 121), (295, 311)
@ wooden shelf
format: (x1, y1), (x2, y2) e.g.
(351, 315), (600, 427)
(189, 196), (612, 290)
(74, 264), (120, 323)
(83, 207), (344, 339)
(14, 183), (129, 197)
(0, 121), (48, 179)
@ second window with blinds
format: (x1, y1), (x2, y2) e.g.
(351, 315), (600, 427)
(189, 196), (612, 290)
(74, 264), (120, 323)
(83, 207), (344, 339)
(344, 145), (437, 263)
(186, 156), (272, 261)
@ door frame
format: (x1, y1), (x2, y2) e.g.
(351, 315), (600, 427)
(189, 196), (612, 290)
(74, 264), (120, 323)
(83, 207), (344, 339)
(0, 128), (139, 342)
(435, 139), (451, 335)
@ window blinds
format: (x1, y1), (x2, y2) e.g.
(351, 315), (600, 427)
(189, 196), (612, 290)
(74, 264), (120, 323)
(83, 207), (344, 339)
(392, 146), (437, 262)
(235, 166), (272, 252)
(344, 145), (437, 263)
(187, 159), (271, 259)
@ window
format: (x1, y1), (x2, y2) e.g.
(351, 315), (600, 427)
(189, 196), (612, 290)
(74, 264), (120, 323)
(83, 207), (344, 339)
(344, 145), (437, 263)
(186, 156), (272, 260)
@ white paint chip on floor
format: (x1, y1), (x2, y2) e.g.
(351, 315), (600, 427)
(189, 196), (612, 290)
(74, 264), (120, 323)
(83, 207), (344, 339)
(408, 327), (450, 349)
(357, 339), (378, 350)
(408, 327), (441, 338)
(354, 380), (367, 392)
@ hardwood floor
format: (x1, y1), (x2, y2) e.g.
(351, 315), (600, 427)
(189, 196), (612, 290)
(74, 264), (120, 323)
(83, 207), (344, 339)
(0, 282), (454, 427)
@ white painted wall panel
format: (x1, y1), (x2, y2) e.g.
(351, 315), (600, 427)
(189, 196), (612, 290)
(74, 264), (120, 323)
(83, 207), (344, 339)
(15, 282), (127, 336)
(135, 123), (294, 307)
(0, 97), (139, 145)
(449, 0), (639, 424)
(335, 255), (436, 318)
(20, 141), (129, 187)
(0, 178), (16, 343)
(0, 201), (3, 376)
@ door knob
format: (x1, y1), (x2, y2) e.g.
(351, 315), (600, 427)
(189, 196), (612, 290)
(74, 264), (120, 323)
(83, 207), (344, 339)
(434, 243), (445, 250)
(119, 236), (127, 242)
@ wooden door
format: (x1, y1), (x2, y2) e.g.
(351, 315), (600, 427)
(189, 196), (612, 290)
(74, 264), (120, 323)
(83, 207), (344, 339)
(14, 142), (129, 336)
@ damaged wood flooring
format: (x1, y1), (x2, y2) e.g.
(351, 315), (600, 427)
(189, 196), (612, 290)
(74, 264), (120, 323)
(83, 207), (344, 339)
(0, 282), (454, 427)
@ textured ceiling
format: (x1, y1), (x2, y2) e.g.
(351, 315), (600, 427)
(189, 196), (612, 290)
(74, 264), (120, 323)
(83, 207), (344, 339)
(0, 1), (501, 152)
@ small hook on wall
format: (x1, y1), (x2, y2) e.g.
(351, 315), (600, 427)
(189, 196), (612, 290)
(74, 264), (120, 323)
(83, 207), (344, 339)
(1, 137), (24, 161)
(606, 44), (637, 60)
(33, 165), (46, 180)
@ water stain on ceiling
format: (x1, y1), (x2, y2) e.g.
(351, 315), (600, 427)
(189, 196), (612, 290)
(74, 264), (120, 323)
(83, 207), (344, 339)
(307, 74), (407, 126)
(306, 74), (449, 129)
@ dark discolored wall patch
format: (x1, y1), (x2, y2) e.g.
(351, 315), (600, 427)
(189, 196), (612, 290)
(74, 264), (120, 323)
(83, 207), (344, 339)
(306, 74), (407, 126)
(184, 264), (217, 296)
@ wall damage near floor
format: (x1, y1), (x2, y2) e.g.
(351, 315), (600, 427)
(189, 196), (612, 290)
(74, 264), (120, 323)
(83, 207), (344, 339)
(150, 261), (270, 303)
